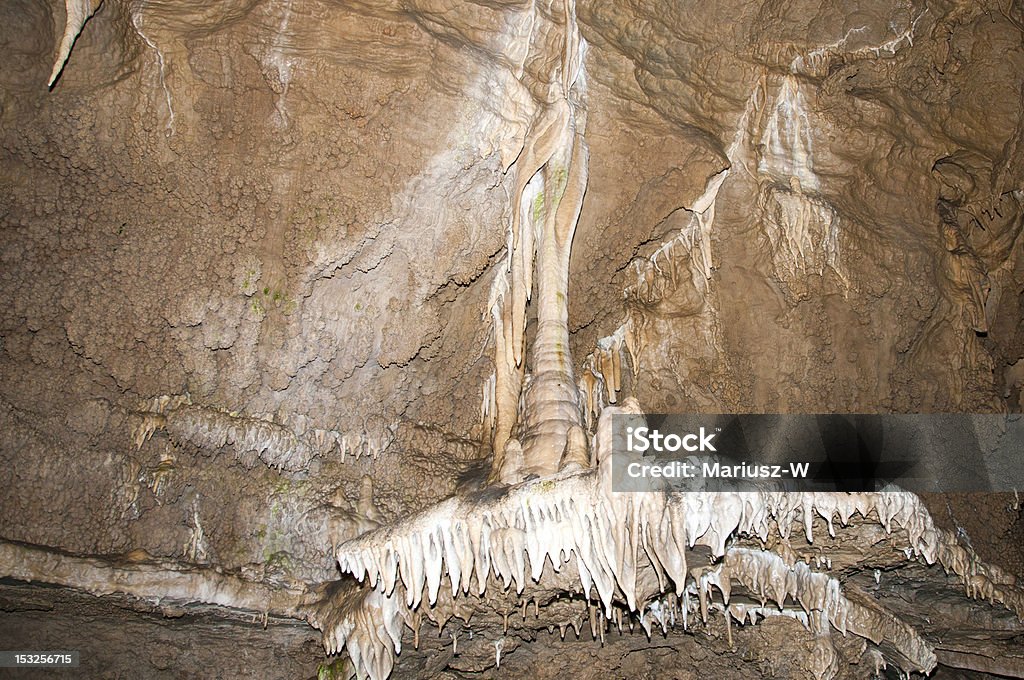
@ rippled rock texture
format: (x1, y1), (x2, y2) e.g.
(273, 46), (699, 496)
(1, 0), (1023, 678)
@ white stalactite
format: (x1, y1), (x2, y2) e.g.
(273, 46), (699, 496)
(48, 0), (103, 87)
(129, 397), (389, 471)
(311, 5), (1018, 680)
(715, 548), (936, 674)
(328, 443), (1024, 679)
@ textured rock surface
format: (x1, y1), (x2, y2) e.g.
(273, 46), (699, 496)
(1, 0), (1023, 677)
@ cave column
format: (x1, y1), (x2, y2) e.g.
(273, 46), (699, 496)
(518, 122), (589, 477)
(489, 0), (589, 480)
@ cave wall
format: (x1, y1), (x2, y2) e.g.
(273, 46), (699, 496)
(1, 0), (1023, 643)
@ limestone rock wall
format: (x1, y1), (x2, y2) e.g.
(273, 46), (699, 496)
(0, 0), (1023, 676)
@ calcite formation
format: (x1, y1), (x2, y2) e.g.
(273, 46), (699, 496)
(130, 394), (393, 472)
(484, 0), (592, 482)
(47, 0), (102, 86)
(2, 0), (1024, 677)
(324, 435), (1024, 679)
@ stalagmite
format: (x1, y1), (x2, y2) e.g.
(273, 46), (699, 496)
(557, 424), (589, 472)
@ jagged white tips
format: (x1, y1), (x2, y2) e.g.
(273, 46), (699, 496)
(328, 460), (1024, 679)
(719, 548), (936, 673)
(48, 0), (103, 87)
(128, 395), (391, 472)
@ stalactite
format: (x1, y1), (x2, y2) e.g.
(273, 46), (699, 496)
(48, 0), (103, 87)
(129, 398), (390, 472)
(292, 5), (1024, 679)
(480, 371), (496, 438)
(716, 548), (936, 674)
(575, 160), (733, 426)
(325, 440), (1024, 679)
(487, 268), (524, 470)
(577, 367), (603, 431)
(517, 113), (590, 477)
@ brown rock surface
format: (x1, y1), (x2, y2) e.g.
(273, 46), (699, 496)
(1, 0), (1023, 677)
